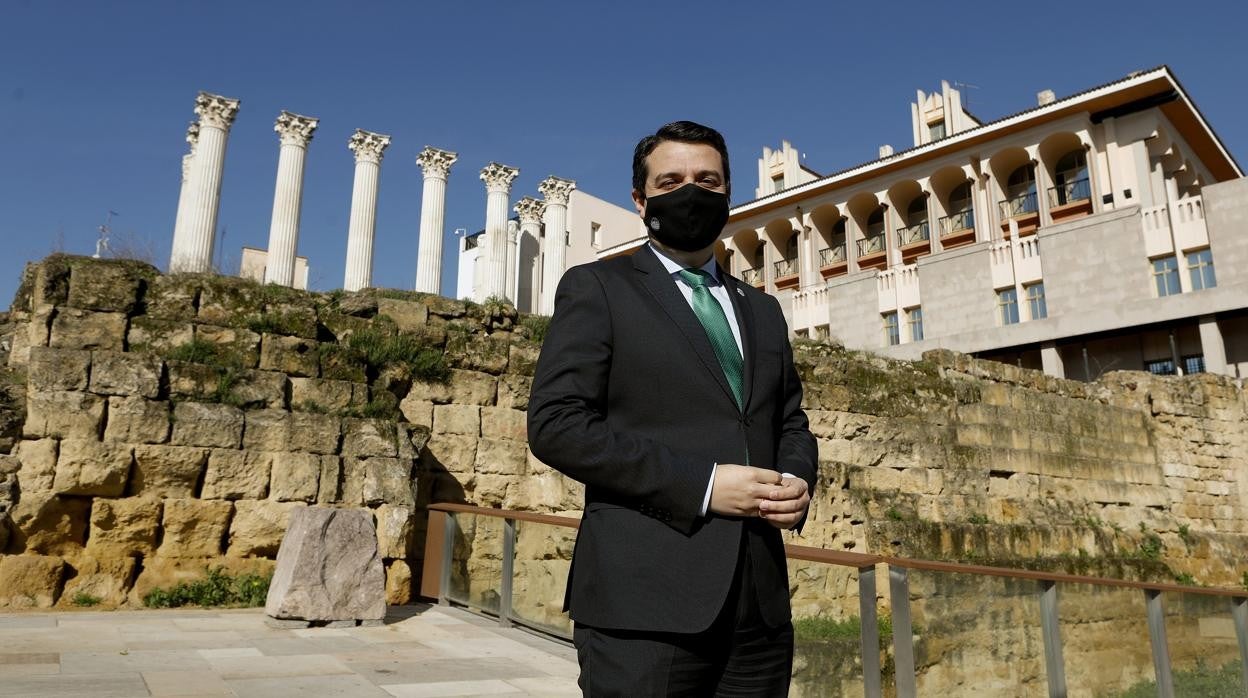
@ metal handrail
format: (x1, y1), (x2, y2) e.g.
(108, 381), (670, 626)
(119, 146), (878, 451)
(1047, 177), (1091, 208)
(773, 257), (798, 279)
(856, 234), (885, 257)
(939, 208), (975, 236)
(741, 265), (764, 285)
(896, 221), (930, 247)
(998, 191), (1038, 219)
(422, 501), (1248, 698)
(818, 245), (846, 267)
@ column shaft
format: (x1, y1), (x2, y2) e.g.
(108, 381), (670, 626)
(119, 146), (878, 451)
(173, 124), (229, 273)
(539, 202), (568, 315)
(344, 159), (381, 291)
(264, 141), (310, 286)
(482, 188), (511, 300)
(415, 175), (448, 293)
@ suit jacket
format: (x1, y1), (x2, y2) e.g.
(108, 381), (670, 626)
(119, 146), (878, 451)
(527, 245), (818, 633)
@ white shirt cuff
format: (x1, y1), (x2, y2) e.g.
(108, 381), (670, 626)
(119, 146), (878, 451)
(700, 464), (716, 517)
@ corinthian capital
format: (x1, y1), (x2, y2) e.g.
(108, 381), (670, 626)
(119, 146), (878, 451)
(480, 162), (520, 193)
(538, 176), (576, 206)
(274, 111), (319, 147)
(193, 91), (241, 130)
(348, 129), (391, 164)
(514, 196), (546, 225)
(185, 121), (200, 150)
(416, 146), (458, 179)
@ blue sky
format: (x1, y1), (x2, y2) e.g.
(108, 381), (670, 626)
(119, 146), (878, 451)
(2, 0), (1245, 306)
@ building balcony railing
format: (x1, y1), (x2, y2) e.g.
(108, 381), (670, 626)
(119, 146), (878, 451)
(896, 221), (930, 247)
(998, 191), (1039, 219)
(1047, 177), (1091, 208)
(939, 208), (975, 236)
(773, 257), (798, 279)
(819, 245), (846, 267)
(741, 265), (764, 285)
(857, 234), (886, 257)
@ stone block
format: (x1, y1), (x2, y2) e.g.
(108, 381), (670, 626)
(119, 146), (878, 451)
(229, 499), (306, 558)
(423, 434), (478, 475)
(385, 559), (413, 606)
(15, 438), (59, 492)
(29, 257), (71, 311)
(49, 308), (127, 351)
(397, 424), (432, 461)
(433, 404), (479, 436)
(288, 412), (341, 455)
(374, 505), (413, 559)
(496, 374), (531, 411)
(317, 456), (342, 505)
(158, 498), (233, 557)
(290, 377), (367, 413)
(53, 439), (133, 496)
(0, 554), (66, 608)
(24, 390), (104, 439)
(397, 398), (433, 430)
(270, 451), (321, 503)
(342, 419), (397, 458)
(446, 333), (509, 374)
(104, 396), (170, 444)
(475, 438), (528, 476)
(242, 409), (291, 452)
(362, 457), (414, 506)
(202, 449), (271, 500)
(376, 298), (429, 332)
(507, 343), (540, 377)
(196, 279), (265, 327)
(265, 506), (384, 621)
(480, 407), (526, 441)
(339, 457), (366, 506)
(195, 324), (261, 368)
(87, 497), (162, 557)
(170, 402), (244, 448)
(58, 556), (137, 608)
(7, 492), (90, 555)
(229, 369), (288, 409)
(143, 274), (200, 320)
(26, 346), (91, 391)
(66, 261), (144, 313)
(259, 334), (320, 378)
(262, 300), (320, 339)
(127, 317), (194, 354)
(130, 556), (274, 605)
(129, 444), (208, 498)
(318, 344), (368, 383)
(89, 351), (162, 397)
(166, 360), (224, 401)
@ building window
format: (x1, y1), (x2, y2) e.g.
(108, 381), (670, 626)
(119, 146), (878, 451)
(1145, 358), (1176, 376)
(590, 222), (602, 249)
(1152, 256), (1181, 297)
(906, 307), (924, 342)
(997, 288), (1019, 325)
(772, 174), (785, 193)
(1186, 248), (1216, 290)
(815, 325), (829, 340)
(929, 121), (946, 141)
(1025, 283), (1047, 320)
(795, 328), (809, 339)
(883, 312), (900, 346)
(1182, 354), (1205, 375)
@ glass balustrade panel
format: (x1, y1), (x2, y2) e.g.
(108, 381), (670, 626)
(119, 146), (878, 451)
(509, 519), (576, 639)
(1160, 592), (1245, 697)
(788, 558), (872, 698)
(446, 512), (505, 615)
(1056, 583), (1155, 696)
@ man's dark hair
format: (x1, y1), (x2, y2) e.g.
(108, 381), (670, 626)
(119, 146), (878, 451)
(632, 120), (731, 201)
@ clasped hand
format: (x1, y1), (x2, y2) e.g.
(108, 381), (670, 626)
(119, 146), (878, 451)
(709, 464), (809, 530)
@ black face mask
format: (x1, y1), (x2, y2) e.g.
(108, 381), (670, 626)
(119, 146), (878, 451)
(643, 183), (730, 252)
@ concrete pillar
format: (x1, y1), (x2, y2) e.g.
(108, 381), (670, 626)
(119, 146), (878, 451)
(1041, 342), (1065, 378)
(1199, 316), (1229, 376)
(514, 197), (545, 313)
(170, 91), (240, 273)
(415, 146), (458, 294)
(263, 111), (319, 286)
(343, 129), (391, 292)
(1032, 156), (1054, 228)
(169, 122), (199, 265)
(479, 162), (521, 302)
(537, 176), (575, 315)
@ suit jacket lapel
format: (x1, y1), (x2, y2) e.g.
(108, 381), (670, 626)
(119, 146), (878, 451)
(721, 270), (756, 412)
(633, 246), (740, 410)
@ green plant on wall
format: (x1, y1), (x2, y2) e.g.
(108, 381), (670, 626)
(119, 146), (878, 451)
(142, 567), (271, 609)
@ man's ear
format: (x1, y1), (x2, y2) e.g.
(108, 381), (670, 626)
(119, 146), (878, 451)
(631, 189), (646, 217)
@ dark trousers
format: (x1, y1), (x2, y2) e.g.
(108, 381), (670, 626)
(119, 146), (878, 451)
(573, 535), (794, 697)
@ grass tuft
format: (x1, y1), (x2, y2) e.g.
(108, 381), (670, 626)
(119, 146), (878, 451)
(142, 567), (271, 609)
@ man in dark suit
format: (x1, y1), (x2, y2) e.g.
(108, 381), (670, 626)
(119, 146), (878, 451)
(527, 121), (818, 696)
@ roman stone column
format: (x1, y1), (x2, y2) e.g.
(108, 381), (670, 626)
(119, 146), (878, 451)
(170, 91), (240, 273)
(169, 121), (199, 263)
(343, 129), (391, 292)
(263, 111), (319, 287)
(538, 176), (576, 315)
(514, 197), (545, 313)
(414, 146), (458, 294)
(478, 162), (520, 301)
(505, 219), (520, 303)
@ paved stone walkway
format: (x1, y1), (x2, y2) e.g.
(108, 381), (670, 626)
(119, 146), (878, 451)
(0, 604), (580, 697)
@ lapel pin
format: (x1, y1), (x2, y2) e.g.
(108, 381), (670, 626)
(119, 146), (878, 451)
(736, 288), (745, 296)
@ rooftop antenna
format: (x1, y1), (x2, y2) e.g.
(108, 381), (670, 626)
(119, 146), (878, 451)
(94, 210), (119, 258)
(953, 81), (980, 108)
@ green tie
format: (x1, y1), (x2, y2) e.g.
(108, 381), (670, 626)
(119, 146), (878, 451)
(678, 269), (744, 409)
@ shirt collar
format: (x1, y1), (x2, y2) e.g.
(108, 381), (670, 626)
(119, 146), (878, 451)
(648, 243), (720, 284)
